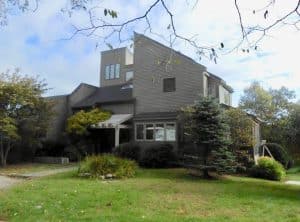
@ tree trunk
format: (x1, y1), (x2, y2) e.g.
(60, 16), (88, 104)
(3, 142), (11, 167)
(202, 146), (212, 179)
(0, 135), (5, 167)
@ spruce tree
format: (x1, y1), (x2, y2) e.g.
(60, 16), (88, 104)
(182, 96), (236, 177)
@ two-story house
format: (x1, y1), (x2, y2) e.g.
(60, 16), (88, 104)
(47, 33), (258, 154)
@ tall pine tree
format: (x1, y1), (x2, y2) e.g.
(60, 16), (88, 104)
(182, 97), (236, 177)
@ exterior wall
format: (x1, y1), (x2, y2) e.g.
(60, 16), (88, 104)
(133, 34), (206, 114)
(68, 84), (98, 115)
(46, 95), (69, 141)
(100, 103), (134, 114)
(100, 48), (133, 87)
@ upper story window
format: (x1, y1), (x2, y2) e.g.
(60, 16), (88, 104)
(105, 66), (110, 80)
(115, 64), (120, 78)
(163, 77), (176, 92)
(105, 64), (120, 80)
(126, 71), (134, 81)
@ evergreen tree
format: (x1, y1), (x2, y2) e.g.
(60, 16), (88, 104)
(182, 96), (236, 177)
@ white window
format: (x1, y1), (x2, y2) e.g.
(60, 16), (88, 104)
(126, 71), (134, 81)
(166, 123), (176, 141)
(135, 122), (176, 141)
(146, 124), (154, 140)
(155, 123), (164, 141)
(105, 66), (110, 79)
(115, 64), (120, 78)
(110, 65), (115, 79)
(136, 124), (144, 140)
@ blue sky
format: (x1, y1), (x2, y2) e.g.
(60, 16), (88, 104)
(0, 0), (299, 106)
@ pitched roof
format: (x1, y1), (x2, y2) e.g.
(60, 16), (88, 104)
(72, 84), (134, 109)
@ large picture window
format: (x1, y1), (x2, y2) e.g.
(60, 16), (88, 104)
(135, 122), (176, 141)
(136, 124), (144, 140)
(155, 123), (164, 141)
(166, 123), (176, 141)
(146, 124), (154, 140)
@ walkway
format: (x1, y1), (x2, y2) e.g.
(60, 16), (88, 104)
(285, 180), (300, 186)
(0, 166), (76, 190)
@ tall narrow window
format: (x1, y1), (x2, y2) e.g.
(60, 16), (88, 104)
(166, 123), (176, 141)
(136, 124), (144, 140)
(146, 124), (154, 140)
(125, 71), (134, 81)
(115, 64), (120, 78)
(163, 78), (176, 92)
(105, 66), (110, 79)
(110, 64), (115, 79)
(155, 123), (164, 141)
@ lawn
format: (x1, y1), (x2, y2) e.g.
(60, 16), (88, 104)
(287, 166), (300, 181)
(0, 168), (299, 222)
(0, 163), (76, 175)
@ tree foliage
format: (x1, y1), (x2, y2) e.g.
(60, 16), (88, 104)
(239, 81), (298, 153)
(225, 108), (254, 150)
(0, 69), (52, 166)
(66, 108), (111, 136)
(182, 97), (236, 177)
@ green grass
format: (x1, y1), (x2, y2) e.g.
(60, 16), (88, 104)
(0, 163), (76, 175)
(0, 168), (299, 222)
(287, 166), (300, 181)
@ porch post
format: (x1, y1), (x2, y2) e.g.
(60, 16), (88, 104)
(115, 126), (120, 147)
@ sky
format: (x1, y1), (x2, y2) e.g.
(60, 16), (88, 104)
(0, 0), (299, 106)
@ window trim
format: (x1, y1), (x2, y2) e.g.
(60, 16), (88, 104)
(163, 77), (176, 92)
(135, 122), (177, 142)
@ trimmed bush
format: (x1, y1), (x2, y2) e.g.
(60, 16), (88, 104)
(78, 154), (137, 179)
(250, 156), (286, 181)
(113, 142), (140, 161)
(262, 143), (292, 169)
(139, 143), (177, 168)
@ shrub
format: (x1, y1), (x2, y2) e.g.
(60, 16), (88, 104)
(139, 143), (177, 168)
(78, 154), (137, 179)
(250, 156), (286, 181)
(262, 143), (292, 169)
(113, 142), (140, 161)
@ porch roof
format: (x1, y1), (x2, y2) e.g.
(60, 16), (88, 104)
(91, 114), (133, 129)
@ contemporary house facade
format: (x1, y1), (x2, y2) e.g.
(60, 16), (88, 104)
(47, 33), (259, 153)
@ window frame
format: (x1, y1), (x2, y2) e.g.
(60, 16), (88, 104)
(163, 77), (176, 92)
(135, 122), (177, 142)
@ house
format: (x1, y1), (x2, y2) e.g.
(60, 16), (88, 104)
(47, 33), (260, 153)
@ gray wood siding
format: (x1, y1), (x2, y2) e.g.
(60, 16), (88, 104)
(101, 103), (134, 114)
(133, 34), (206, 114)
